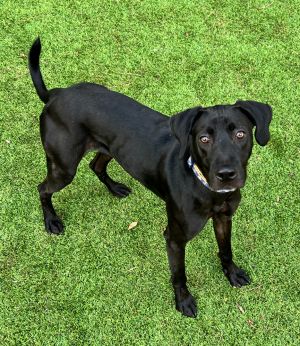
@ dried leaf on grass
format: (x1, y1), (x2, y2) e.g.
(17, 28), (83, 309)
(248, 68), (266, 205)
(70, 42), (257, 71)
(237, 303), (245, 314)
(128, 221), (138, 230)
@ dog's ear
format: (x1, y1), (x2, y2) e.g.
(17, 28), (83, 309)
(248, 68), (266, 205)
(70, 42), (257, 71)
(235, 100), (272, 146)
(170, 106), (203, 159)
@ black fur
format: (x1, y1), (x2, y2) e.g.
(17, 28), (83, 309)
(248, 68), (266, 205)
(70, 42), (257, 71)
(29, 38), (272, 318)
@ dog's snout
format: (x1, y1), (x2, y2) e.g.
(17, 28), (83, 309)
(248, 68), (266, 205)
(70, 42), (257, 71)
(216, 168), (237, 182)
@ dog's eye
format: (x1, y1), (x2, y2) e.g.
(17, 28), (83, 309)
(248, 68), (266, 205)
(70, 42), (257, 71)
(200, 136), (210, 144)
(236, 131), (245, 139)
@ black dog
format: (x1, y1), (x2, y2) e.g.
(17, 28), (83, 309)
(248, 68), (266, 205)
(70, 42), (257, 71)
(29, 38), (272, 318)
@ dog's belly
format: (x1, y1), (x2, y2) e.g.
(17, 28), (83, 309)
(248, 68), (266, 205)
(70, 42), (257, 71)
(84, 137), (110, 155)
(87, 129), (172, 195)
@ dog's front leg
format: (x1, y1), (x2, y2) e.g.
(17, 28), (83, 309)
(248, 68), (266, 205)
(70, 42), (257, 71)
(213, 214), (250, 287)
(164, 225), (197, 318)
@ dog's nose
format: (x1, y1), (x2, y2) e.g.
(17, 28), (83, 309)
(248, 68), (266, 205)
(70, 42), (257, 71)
(216, 168), (237, 181)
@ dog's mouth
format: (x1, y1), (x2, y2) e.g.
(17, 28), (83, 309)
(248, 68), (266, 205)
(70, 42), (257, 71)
(209, 176), (245, 194)
(214, 187), (237, 193)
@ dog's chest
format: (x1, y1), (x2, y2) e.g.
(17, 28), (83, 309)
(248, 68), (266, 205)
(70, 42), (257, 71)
(194, 196), (230, 217)
(211, 200), (233, 218)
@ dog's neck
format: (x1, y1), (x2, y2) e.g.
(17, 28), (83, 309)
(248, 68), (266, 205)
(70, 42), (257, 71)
(187, 156), (213, 191)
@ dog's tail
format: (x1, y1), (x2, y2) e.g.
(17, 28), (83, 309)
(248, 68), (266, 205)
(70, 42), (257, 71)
(28, 37), (49, 103)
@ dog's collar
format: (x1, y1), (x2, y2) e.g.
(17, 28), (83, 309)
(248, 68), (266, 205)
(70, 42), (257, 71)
(187, 156), (213, 191)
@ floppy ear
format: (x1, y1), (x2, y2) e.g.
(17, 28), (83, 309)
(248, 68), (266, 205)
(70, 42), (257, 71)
(235, 100), (272, 146)
(170, 106), (202, 159)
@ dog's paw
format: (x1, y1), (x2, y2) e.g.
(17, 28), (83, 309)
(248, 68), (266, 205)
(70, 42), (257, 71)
(109, 183), (132, 198)
(175, 288), (197, 318)
(45, 216), (64, 235)
(223, 264), (250, 288)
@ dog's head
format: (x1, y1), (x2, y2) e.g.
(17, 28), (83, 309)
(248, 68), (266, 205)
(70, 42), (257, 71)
(170, 101), (272, 193)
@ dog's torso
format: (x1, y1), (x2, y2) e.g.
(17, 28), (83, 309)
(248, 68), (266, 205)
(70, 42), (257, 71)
(42, 83), (241, 241)
(44, 83), (173, 189)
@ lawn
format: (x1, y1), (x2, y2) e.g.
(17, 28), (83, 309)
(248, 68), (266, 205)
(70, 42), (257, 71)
(0, 0), (299, 344)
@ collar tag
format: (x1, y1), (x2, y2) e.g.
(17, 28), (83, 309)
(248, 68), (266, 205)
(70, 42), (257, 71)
(187, 156), (213, 191)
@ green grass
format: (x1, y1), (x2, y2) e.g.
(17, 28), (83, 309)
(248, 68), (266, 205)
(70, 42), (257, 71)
(1, 0), (299, 344)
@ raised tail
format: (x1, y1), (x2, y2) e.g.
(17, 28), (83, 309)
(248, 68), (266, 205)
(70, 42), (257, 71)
(28, 37), (49, 103)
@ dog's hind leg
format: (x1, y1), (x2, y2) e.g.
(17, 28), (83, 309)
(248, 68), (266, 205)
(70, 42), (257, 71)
(38, 154), (80, 234)
(89, 153), (131, 198)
